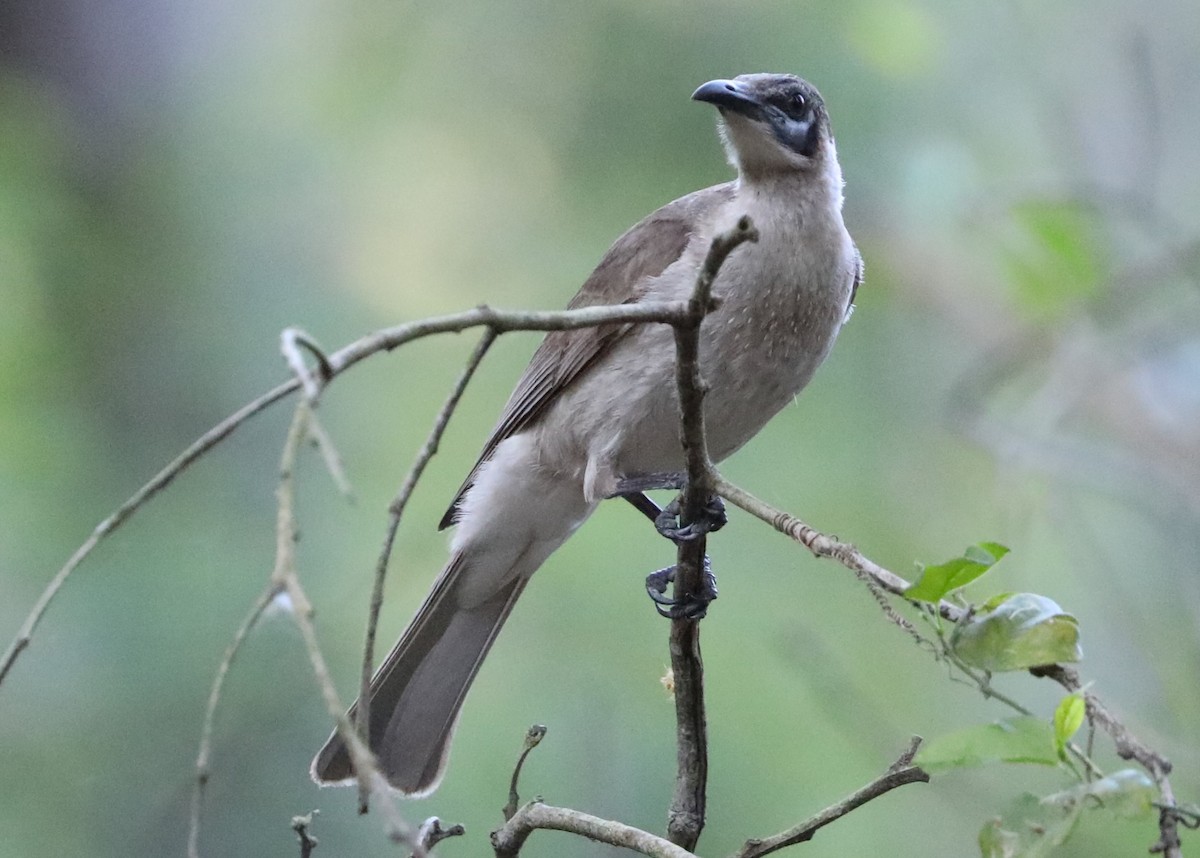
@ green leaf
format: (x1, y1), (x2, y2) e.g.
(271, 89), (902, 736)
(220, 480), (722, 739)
(1043, 769), (1157, 820)
(1053, 693), (1086, 761)
(978, 771), (1156, 857)
(905, 542), (1010, 602)
(915, 716), (1059, 773)
(951, 593), (1083, 672)
(966, 542), (1010, 565)
(980, 591), (1017, 613)
(978, 817), (1021, 858)
(981, 792), (1082, 857)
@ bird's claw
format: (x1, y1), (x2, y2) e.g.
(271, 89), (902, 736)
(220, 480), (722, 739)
(644, 558), (718, 619)
(654, 495), (727, 543)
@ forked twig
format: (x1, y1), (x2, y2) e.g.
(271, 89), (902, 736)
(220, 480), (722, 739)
(188, 401), (421, 856)
(504, 724), (547, 822)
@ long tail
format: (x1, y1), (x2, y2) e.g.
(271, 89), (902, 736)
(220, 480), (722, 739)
(311, 552), (527, 795)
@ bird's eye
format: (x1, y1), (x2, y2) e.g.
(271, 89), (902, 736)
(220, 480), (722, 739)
(790, 92), (806, 110)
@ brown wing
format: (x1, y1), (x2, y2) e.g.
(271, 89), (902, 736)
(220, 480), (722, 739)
(438, 182), (735, 529)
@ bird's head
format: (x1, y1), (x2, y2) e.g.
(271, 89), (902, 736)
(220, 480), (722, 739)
(693, 74), (835, 181)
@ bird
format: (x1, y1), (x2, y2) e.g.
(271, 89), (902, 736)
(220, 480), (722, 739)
(312, 72), (862, 795)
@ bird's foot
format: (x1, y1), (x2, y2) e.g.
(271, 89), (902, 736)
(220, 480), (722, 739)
(613, 473), (727, 543)
(654, 494), (727, 544)
(645, 558), (718, 619)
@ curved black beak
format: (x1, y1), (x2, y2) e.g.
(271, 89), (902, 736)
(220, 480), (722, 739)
(691, 79), (763, 119)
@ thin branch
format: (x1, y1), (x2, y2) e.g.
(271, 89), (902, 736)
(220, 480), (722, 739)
(732, 737), (929, 858)
(286, 568), (420, 851)
(714, 476), (967, 623)
(281, 327), (334, 401)
(187, 399), (421, 856)
(712, 475), (1181, 856)
(0, 301), (689, 691)
(306, 410), (354, 500)
(411, 817), (466, 857)
(292, 812), (320, 858)
(274, 402), (421, 852)
(491, 802), (698, 858)
(504, 724), (547, 822)
(356, 328), (497, 813)
(0, 378), (295, 687)
(188, 403), (332, 858)
(188, 584), (279, 858)
(664, 614), (706, 852)
(665, 215), (759, 852)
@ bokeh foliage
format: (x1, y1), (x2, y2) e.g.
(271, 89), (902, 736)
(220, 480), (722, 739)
(2, 1), (1198, 856)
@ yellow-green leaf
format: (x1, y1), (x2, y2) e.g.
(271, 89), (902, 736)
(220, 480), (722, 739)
(951, 593), (1082, 672)
(1053, 693), (1086, 761)
(905, 542), (1010, 603)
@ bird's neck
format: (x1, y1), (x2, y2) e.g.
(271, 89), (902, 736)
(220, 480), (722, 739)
(737, 151), (845, 230)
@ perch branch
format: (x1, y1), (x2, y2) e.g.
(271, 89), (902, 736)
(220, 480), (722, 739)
(665, 215), (759, 851)
(492, 803), (698, 858)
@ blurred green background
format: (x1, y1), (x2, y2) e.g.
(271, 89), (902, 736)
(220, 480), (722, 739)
(2, 0), (1198, 855)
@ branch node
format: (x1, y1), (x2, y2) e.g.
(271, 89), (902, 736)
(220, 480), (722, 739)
(504, 724), (548, 821)
(413, 816), (465, 856)
(292, 811), (319, 858)
(281, 327), (333, 401)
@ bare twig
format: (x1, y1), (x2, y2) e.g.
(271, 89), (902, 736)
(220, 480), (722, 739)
(306, 410), (354, 500)
(0, 301), (689, 691)
(492, 802), (698, 858)
(188, 584), (279, 858)
(504, 724), (547, 822)
(732, 737), (929, 858)
(186, 400), (422, 856)
(281, 327), (334, 401)
(274, 402), (422, 852)
(0, 379), (295, 687)
(665, 613), (707, 851)
(712, 475), (1181, 856)
(287, 566), (421, 851)
(292, 812), (319, 858)
(666, 216), (759, 851)
(356, 328), (497, 813)
(411, 817), (466, 857)
(712, 477), (930, 611)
